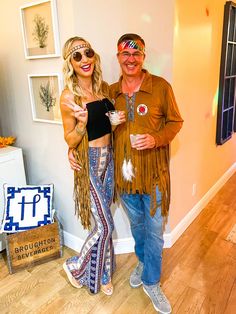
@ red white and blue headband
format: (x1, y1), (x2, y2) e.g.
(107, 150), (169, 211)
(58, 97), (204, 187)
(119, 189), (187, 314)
(118, 40), (145, 52)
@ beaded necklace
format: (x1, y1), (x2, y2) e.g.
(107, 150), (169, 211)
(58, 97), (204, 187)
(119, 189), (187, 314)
(125, 93), (136, 121)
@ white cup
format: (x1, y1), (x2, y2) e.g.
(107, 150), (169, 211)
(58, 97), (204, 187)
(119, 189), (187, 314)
(130, 134), (139, 147)
(108, 110), (121, 125)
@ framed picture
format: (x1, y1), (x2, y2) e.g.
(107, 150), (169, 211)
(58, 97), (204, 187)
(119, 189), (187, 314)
(20, 0), (60, 59)
(28, 74), (62, 124)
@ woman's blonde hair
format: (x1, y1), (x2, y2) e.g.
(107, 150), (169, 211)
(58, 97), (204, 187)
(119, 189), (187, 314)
(62, 36), (105, 99)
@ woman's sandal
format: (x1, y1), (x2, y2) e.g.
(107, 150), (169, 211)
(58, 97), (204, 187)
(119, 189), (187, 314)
(101, 281), (113, 296)
(63, 262), (82, 289)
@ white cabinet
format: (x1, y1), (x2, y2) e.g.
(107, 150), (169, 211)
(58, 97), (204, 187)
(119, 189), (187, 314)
(0, 147), (26, 251)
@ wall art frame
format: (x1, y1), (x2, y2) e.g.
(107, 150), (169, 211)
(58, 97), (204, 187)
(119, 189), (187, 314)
(28, 73), (62, 124)
(20, 0), (60, 59)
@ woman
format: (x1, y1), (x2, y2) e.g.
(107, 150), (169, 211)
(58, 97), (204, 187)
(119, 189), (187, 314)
(60, 36), (125, 295)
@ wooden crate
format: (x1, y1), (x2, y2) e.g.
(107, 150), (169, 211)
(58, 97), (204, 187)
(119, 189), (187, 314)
(4, 219), (63, 274)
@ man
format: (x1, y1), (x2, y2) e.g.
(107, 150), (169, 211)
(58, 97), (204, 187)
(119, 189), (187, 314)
(109, 33), (183, 313)
(69, 33), (183, 313)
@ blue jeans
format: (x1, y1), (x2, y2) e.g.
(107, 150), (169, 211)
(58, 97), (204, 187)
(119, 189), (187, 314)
(120, 187), (164, 285)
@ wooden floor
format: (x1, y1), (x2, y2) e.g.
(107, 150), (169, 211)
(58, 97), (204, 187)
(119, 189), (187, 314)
(1, 174), (236, 314)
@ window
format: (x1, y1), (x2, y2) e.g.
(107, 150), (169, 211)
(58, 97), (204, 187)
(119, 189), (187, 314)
(216, 1), (236, 145)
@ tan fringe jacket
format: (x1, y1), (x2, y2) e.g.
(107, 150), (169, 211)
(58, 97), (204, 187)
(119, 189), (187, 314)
(109, 70), (183, 218)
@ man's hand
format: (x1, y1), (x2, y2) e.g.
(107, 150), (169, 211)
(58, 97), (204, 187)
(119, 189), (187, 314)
(131, 134), (156, 150)
(68, 148), (81, 171)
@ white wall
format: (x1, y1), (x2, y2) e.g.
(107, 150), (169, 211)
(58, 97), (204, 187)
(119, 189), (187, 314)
(0, 0), (175, 244)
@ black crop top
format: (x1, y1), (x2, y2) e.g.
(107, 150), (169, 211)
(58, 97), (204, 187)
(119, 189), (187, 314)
(86, 98), (115, 141)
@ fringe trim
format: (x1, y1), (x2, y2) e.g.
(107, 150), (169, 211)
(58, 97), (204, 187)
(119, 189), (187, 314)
(114, 124), (171, 218)
(73, 95), (91, 230)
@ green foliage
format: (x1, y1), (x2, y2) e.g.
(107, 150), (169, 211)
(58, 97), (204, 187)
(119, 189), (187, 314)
(39, 81), (56, 112)
(32, 14), (49, 48)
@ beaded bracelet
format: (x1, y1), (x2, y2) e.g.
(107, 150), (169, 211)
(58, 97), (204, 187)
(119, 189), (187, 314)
(75, 124), (86, 137)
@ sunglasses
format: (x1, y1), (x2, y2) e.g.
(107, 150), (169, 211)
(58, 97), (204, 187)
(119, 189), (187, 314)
(72, 48), (95, 62)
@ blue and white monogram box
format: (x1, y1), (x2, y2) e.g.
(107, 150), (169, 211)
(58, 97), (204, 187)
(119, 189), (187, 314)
(0, 184), (54, 233)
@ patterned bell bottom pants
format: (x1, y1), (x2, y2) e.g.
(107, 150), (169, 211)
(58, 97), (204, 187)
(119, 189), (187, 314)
(65, 145), (115, 294)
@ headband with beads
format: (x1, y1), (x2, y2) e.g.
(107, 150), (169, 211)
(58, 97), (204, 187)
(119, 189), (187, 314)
(118, 40), (145, 52)
(64, 44), (90, 59)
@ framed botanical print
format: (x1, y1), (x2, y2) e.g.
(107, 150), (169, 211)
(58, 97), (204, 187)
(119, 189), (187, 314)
(28, 74), (62, 124)
(20, 0), (60, 59)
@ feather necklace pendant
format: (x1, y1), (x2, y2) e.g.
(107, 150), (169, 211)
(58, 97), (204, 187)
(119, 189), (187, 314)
(122, 158), (135, 182)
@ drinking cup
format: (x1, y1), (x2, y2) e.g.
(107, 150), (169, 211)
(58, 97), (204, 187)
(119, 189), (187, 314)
(108, 110), (121, 125)
(130, 134), (139, 147)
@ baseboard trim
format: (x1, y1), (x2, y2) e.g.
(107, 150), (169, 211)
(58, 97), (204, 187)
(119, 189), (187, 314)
(63, 230), (136, 255)
(63, 162), (236, 254)
(63, 230), (84, 253)
(168, 162), (236, 247)
(63, 231), (172, 255)
(114, 233), (173, 254)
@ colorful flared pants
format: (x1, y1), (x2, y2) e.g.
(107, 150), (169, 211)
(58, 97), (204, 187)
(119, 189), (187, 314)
(65, 145), (115, 294)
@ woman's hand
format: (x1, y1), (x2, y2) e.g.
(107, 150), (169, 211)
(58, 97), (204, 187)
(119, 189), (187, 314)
(118, 111), (126, 124)
(68, 148), (81, 171)
(74, 107), (88, 125)
(62, 95), (88, 125)
(60, 90), (87, 147)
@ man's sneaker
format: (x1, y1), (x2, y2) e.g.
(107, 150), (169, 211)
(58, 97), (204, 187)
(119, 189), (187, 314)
(130, 261), (143, 288)
(143, 283), (172, 314)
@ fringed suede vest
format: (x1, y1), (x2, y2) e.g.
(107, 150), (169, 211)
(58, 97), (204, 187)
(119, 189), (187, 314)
(110, 70), (183, 218)
(113, 120), (171, 219)
(73, 95), (91, 229)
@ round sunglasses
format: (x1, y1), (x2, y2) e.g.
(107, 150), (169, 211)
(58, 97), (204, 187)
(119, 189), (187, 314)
(72, 48), (95, 62)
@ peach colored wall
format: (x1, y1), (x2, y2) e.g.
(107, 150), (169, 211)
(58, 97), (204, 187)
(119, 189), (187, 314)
(169, 0), (236, 229)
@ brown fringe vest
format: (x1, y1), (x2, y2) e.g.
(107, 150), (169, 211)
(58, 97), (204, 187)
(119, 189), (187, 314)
(110, 70), (183, 218)
(113, 121), (171, 219)
(73, 96), (91, 229)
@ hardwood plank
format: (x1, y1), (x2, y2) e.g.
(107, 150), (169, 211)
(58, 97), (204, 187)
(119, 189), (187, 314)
(224, 279), (236, 314)
(111, 286), (150, 314)
(228, 244), (236, 261)
(20, 268), (67, 310)
(188, 238), (233, 292)
(174, 286), (205, 314)
(199, 296), (217, 314)
(0, 268), (31, 297)
(0, 273), (39, 310)
(207, 205), (236, 240)
(0, 304), (31, 314)
(161, 278), (187, 308)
